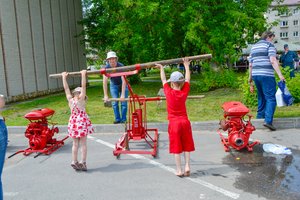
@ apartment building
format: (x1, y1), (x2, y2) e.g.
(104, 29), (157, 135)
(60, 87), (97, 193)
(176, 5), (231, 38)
(267, 0), (300, 46)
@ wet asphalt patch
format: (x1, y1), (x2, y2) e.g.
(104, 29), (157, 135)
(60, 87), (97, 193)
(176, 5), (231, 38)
(222, 144), (300, 200)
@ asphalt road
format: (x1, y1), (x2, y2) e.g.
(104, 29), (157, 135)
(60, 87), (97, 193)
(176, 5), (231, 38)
(3, 126), (300, 200)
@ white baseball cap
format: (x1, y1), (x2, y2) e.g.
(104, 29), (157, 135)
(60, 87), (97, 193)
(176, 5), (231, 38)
(106, 51), (117, 59)
(167, 71), (185, 82)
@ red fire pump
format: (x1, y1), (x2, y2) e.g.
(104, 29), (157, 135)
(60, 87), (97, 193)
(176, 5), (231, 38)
(217, 101), (259, 152)
(9, 108), (68, 158)
(101, 66), (159, 158)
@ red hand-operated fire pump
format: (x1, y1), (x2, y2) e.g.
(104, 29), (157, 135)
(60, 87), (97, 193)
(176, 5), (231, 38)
(101, 66), (160, 158)
(9, 108), (68, 158)
(217, 101), (259, 152)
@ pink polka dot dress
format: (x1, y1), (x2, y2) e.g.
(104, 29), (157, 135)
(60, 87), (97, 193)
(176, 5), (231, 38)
(68, 98), (94, 138)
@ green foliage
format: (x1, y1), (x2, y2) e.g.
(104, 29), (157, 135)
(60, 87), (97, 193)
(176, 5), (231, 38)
(238, 71), (257, 107)
(164, 66), (177, 74)
(145, 66), (176, 76)
(279, 68), (300, 103)
(128, 74), (141, 85)
(271, 0), (290, 16)
(139, 69), (147, 77)
(288, 76), (300, 103)
(193, 63), (239, 93)
(80, 0), (274, 65)
(146, 68), (161, 75)
(239, 67), (300, 107)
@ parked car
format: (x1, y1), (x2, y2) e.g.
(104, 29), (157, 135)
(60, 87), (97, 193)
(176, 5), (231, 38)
(234, 56), (249, 72)
(87, 65), (98, 71)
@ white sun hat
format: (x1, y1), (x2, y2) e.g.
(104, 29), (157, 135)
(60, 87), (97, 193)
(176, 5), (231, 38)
(72, 87), (82, 94)
(167, 71), (185, 82)
(106, 51), (117, 59)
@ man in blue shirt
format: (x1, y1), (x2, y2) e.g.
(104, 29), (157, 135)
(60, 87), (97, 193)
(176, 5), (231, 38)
(280, 44), (299, 77)
(103, 51), (128, 124)
(248, 31), (285, 131)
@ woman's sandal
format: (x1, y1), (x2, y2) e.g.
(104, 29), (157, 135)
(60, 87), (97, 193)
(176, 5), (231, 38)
(71, 161), (81, 171)
(79, 162), (87, 171)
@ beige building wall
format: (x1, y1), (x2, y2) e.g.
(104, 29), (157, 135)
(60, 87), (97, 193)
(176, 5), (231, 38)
(0, 0), (86, 102)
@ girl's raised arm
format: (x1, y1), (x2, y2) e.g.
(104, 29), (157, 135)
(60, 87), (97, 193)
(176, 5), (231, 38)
(62, 72), (72, 100)
(79, 70), (87, 100)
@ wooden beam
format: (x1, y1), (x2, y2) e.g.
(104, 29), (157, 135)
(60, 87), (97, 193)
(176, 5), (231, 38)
(106, 95), (205, 102)
(49, 54), (212, 78)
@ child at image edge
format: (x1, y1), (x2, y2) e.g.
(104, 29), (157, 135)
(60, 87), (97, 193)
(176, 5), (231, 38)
(62, 70), (94, 171)
(156, 58), (195, 177)
(0, 94), (8, 200)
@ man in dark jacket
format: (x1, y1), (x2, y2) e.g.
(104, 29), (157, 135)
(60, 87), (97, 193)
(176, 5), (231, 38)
(280, 44), (299, 77)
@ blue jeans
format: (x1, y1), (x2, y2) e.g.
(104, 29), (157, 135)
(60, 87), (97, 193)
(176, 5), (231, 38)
(110, 82), (128, 122)
(253, 76), (277, 125)
(0, 119), (8, 200)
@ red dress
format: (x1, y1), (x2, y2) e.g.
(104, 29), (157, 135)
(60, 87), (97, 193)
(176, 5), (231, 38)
(164, 82), (195, 153)
(68, 98), (94, 138)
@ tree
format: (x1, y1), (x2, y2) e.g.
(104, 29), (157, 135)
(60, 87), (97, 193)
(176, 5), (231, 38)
(80, 0), (275, 65)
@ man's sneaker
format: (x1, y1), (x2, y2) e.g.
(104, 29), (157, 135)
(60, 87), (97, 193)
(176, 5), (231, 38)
(113, 121), (121, 124)
(263, 123), (276, 131)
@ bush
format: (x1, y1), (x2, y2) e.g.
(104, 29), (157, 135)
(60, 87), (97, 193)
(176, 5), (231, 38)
(139, 69), (147, 77)
(128, 74), (141, 85)
(280, 67), (300, 103)
(146, 68), (161, 75)
(238, 71), (257, 107)
(146, 65), (176, 75)
(239, 67), (300, 107)
(194, 63), (239, 93)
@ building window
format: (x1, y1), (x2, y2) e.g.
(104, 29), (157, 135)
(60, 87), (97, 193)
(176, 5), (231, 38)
(294, 20), (299, 26)
(294, 31), (299, 37)
(280, 21), (288, 27)
(280, 32), (288, 38)
(293, 8), (299, 15)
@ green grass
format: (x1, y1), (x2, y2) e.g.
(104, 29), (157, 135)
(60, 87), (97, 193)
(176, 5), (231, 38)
(3, 73), (300, 126)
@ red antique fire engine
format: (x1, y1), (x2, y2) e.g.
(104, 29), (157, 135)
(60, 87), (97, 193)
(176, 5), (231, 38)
(9, 108), (68, 158)
(217, 101), (259, 152)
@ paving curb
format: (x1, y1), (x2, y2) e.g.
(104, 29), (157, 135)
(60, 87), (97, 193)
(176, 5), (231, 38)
(7, 117), (300, 134)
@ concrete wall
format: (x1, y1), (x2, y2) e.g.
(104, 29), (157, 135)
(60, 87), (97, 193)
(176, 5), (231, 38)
(0, 0), (86, 102)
